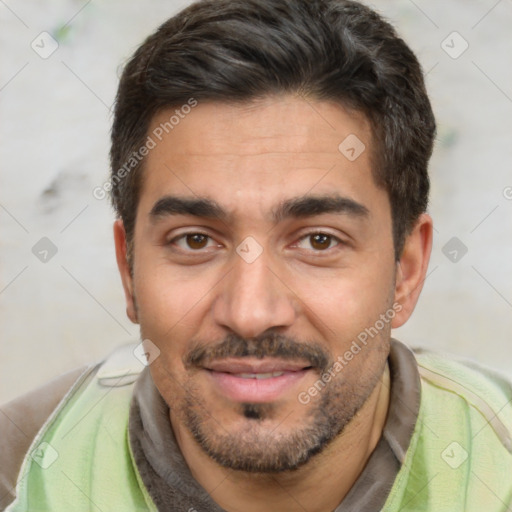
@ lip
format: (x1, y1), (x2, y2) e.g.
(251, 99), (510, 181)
(205, 358), (311, 374)
(204, 358), (313, 403)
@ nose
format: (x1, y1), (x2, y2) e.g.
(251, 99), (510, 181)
(212, 248), (297, 339)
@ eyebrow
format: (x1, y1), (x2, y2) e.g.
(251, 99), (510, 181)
(150, 196), (226, 221)
(272, 195), (369, 222)
(149, 194), (369, 223)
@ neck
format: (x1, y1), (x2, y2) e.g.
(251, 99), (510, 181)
(172, 364), (390, 512)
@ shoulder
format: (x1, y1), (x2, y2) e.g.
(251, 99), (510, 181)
(0, 343), (144, 510)
(0, 367), (88, 510)
(415, 349), (512, 418)
(384, 346), (512, 510)
(414, 347), (512, 452)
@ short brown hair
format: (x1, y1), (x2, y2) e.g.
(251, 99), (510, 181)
(110, 0), (436, 262)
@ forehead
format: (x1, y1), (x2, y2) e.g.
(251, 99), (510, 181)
(138, 95), (387, 221)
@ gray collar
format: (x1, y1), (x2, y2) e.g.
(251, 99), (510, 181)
(129, 339), (421, 511)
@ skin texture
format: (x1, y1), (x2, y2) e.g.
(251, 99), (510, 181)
(114, 95), (432, 512)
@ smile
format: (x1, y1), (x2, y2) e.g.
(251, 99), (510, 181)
(203, 358), (313, 403)
(234, 372), (285, 379)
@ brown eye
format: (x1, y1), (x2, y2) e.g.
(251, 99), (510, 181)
(295, 232), (341, 252)
(186, 234), (209, 249)
(309, 233), (333, 250)
(170, 232), (221, 254)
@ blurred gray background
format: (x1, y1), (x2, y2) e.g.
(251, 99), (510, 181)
(1, 0), (511, 404)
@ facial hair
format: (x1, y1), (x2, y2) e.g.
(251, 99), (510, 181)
(174, 331), (386, 473)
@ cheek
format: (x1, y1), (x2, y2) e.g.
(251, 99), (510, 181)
(294, 263), (395, 336)
(134, 261), (221, 346)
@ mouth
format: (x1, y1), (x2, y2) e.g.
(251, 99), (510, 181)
(203, 358), (314, 403)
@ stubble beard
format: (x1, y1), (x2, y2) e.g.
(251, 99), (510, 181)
(177, 356), (385, 473)
(135, 272), (395, 474)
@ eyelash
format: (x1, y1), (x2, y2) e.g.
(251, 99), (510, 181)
(168, 231), (219, 251)
(167, 231), (345, 254)
(294, 232), (342, 251)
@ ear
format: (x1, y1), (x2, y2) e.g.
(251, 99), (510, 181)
(392, 213), (433, 328)
(113, 220), (138, 324)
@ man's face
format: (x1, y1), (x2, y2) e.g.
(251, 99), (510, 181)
(122, 96), (400, 472)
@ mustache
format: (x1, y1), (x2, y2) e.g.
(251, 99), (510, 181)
(184, 332), (330, 371)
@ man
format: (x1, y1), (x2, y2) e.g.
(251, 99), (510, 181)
(1, 0), (511, 510)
